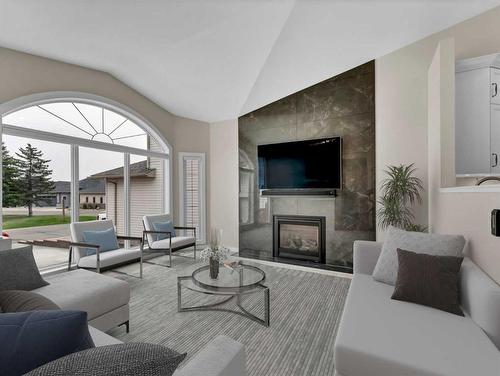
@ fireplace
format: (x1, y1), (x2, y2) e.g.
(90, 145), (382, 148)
(273, 215), (326, 263)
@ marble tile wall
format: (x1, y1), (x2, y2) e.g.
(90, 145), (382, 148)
(238, 61), (375, 269)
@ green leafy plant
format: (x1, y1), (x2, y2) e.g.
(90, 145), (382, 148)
(377, 163), (426, 232)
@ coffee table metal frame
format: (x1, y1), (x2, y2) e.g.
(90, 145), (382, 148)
(177, 263), (270, 327)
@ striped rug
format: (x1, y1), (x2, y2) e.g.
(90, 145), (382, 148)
(107, 253), (350, 376)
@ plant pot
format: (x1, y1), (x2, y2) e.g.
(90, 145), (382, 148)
(209, 257), (219, 279)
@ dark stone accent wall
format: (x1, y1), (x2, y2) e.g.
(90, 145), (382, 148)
(238, 61), (375, 269)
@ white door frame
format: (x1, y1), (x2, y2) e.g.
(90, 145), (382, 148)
(178, 152), (206, 243)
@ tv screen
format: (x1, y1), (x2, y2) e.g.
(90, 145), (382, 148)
(258, 137), (342, 190)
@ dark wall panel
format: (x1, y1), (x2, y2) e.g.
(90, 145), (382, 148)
(238, 61), (375, 269)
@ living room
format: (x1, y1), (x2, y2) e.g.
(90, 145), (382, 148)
(0, 1), (500, 375)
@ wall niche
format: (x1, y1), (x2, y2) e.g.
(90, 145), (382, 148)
(238, 61), (375, 271)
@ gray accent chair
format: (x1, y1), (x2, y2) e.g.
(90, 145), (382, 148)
(142, 214), (196, 267)
(69, 220), (143, 278)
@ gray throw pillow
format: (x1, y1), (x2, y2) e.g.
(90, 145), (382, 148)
(372, 226), (465, 285)
(0, 290), (60, 313)
(25, 343), (186, 376)
(391, 249), (464, 316)
(0, 246), (49, 291)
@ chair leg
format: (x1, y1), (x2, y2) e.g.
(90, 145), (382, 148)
(169, 247), (172, 267)
(193, 243), (197, 260)
(139, 241), (143, 279)
(67, 247), (73, 271)
(120, 320), (130, 333)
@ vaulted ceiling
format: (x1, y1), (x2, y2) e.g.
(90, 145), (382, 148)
(0, 0), (499, 122)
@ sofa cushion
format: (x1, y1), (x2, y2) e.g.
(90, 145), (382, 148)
(88, 326), (123, 347)
(82, 227), (119, 256)
(392, 249), (464, 316)
(372, 226), (465, 285)
(0, 245), (49, 291)
(25, 343), (186, 376)
(77, 248), (141, 269)
(152, 220), (176, 241)
(0, 290), (60, 313)
(33, 269), (130, 322)
(0, 310), (94, 375)
(150, 236), (195, 251)
(334, 274), (500, 376)
(460, 258), (500, 350)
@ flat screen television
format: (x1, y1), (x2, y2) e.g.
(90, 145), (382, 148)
(258, 137), (342, 193)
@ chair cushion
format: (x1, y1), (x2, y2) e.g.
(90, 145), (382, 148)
(0, 290), (60, 313)
(0, 310), (94, 375)
(0, 245), (49, 291)
(33, 269), (130, 322)
(334, 274), (500, 376)
(152, 221), (176, 241)
(77, 248), (141, 269)
(372, 226), (465, 285)
(150, 236), (195, 250)
(82, 228), (119, 256)
(25, 343), (186, 376)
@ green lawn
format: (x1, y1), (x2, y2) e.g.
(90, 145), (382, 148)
(3, 215), (96, 230)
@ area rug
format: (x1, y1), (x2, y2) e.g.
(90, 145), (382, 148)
(107, 253), (350, 376)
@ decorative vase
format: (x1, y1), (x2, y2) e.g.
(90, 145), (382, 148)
(209, 256), (219, 279)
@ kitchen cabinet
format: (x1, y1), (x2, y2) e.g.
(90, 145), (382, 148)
(456, 54), (500, 176)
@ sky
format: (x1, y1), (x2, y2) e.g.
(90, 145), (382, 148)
(4, 134), (146, 181)
(2, 102), (150, 181)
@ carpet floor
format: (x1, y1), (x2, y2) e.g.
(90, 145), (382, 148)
(107, 252), (350, 376)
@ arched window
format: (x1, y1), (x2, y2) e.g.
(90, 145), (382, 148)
(0, 93), (172, 268)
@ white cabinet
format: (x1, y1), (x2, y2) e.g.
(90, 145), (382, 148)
(491, 68), (500, 105)
(491, 106), (500, 174)
(456, 54), (500, 176)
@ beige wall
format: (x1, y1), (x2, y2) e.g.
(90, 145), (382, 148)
(171, 116), (211, 231)
(209, 119), (239, 248)
(377, 6), (500, 283)
(0, 46), (210, 231)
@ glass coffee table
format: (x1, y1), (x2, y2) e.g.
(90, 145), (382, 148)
(177, 263), (270, 326)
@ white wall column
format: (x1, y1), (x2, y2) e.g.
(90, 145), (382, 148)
(124, 153), (131, 246)
(70, 145), (79, 223)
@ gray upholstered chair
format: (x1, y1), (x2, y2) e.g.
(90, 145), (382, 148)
(69, 220), (143, 278)
(142, 214), (196, 267)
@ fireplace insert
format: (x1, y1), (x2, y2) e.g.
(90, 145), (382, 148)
(273, 215), (326, 263)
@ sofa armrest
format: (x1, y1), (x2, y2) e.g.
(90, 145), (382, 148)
(353, 240), (382, 275)
(174, 336), (246, 376)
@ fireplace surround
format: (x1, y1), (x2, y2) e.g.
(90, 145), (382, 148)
(273, 215), (326, 263)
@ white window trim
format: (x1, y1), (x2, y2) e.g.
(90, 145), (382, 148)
(0, 91), (173, 235)
(178, 152), (206, 243)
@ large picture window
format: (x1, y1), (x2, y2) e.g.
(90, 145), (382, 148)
(0, 92), (171, 271)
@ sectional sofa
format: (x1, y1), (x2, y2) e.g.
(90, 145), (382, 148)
(333, 240), (500, 376)
(35, 268), (246, 375)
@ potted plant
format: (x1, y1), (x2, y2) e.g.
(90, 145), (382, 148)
(200, 229), (231, 279)
(377, 163), (426, 232)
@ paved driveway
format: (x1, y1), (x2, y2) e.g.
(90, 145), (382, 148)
(7, 224), (70, 241)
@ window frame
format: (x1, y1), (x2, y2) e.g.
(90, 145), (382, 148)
(178, 152), (206, 243)
(0, 91), (173, 237)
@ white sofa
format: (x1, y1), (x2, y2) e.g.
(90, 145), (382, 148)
(35, 268), (246, 375)
(34, 268), (130, 332)
(333, 240), (500, 376)
(90, 328), (246, 376)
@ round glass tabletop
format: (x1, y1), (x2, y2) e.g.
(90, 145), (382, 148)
(191, 263), (265, 292)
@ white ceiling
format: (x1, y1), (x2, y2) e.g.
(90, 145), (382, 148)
(0, 0), (499, 123)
